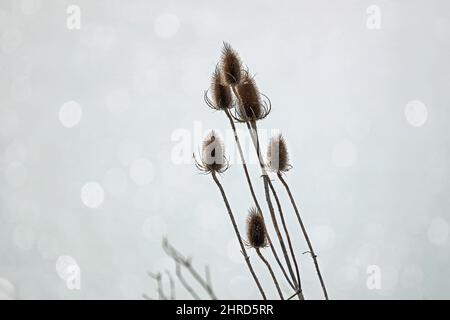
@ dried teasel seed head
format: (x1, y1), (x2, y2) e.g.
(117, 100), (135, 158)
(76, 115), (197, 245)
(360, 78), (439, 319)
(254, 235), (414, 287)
(246, 208), (268, 249)
(220, 42), (242, 86)
(205, 68), (233, 110)
(194, 131), (228, 174)
(267, 134), (291, 173)
(233, 72), (271, 123)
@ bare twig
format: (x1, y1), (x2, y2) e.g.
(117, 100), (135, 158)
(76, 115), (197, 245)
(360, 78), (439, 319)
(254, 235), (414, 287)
(147, 272), (167, 300)
(165, 270), (175, 300)
(163, 238), (218, 300)
(175, 262), (200, 300)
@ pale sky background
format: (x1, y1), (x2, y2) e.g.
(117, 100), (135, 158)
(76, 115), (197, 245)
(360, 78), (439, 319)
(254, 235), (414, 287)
(1, 0), (450, 299)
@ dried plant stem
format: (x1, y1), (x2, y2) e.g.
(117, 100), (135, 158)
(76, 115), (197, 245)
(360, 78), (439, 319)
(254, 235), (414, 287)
(256, 248), (284, 299)
(147, 272), (167, 300)
(175, 262), (200, 300)
(163, 239), (217, 300)
(246, 120), (304, 300)
(165, 270), (175, 299)
(268, 180), (301, 294)
(223, 107), (295, 290)
(277, 173), (329, 300)
(211, 171), (267, 299)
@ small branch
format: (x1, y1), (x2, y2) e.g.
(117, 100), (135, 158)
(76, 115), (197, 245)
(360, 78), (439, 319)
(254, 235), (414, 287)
(147, 272), (167, 300)
(142, 293), (154, 300)
(163, 238), (218, 300)
(175, 262), (201, 300)
(165, 270), (175, 300)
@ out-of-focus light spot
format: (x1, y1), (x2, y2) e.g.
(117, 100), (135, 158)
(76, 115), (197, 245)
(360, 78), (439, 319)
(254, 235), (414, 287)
(405, 100), (427, 127)
(55, 255), (80, 282)
(59, 101), (82, 128)
(154, 13), (180, 39)
(80, 182), (104, 208)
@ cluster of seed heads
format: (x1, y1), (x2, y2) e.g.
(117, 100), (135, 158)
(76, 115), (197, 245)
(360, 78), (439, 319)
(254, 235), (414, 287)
(199, 42), (285, 175)
(195, 42), (328, 300)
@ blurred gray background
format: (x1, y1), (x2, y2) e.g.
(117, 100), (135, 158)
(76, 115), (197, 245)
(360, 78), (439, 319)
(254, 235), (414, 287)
(1, 0), (449, 299)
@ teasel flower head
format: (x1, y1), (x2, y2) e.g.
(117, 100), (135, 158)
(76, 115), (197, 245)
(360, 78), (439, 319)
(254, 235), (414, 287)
(266, 134), (292, 173)
(220, 42), (243, 86)
(233, 71), (271, 123)
(246, 207), (268, 249)
(194, 131), (229, 174)
(204, 67), (233, 111)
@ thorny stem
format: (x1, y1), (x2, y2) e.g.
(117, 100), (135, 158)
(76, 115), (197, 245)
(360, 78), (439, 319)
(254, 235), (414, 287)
(175, 262), (200, 300)
(163, 239), (217, 300)
(223, 107), (295, 291)
(256, 248), (284, 300)
(277, 172), (329, 300)
(211, 171), (267, 300)
(247, 120), (304, 300)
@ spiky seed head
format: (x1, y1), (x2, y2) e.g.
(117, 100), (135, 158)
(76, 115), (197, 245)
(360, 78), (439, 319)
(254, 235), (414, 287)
(246, 208), (268, 249)
(267, 134), (291, 173)
(233, 72), (271, 123)
(195, 131), (228, 174)
(220, 42), (242, 86)
(209, 68), (233, 110)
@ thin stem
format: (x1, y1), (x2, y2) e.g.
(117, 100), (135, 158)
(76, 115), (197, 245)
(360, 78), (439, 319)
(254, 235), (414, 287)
(162, 239), (217, 299)
(223, 107), (295, 290)
(278, 172), (329, 300)
(175, 262), (200, 300)
(147, 272), (167, 300)
(211, 171), (267, 300)
(246, 120), (304, 300)
(268, 180), (301, 295)
(165, 270), (175, 300)
(256, 248), (284, 300)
